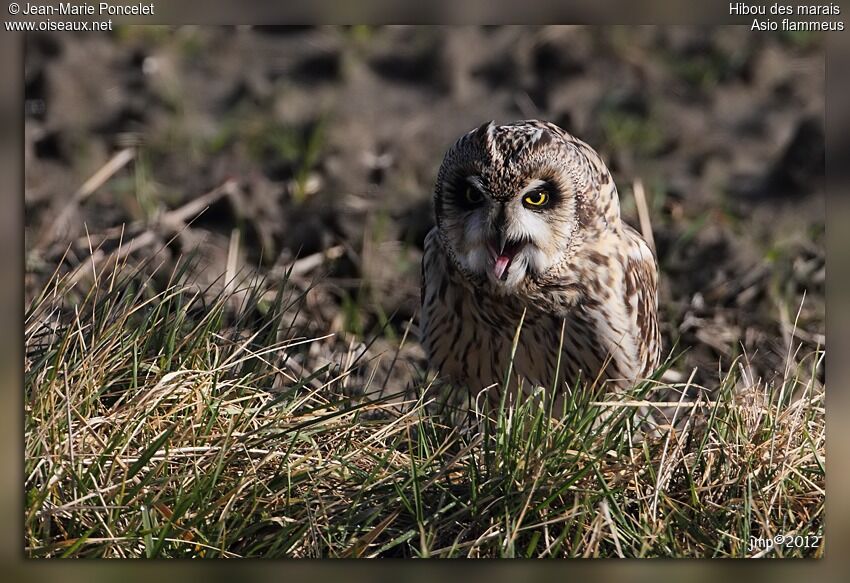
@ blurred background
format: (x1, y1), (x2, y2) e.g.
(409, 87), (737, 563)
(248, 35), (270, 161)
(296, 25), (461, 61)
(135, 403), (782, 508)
(23, 25), (825, 388)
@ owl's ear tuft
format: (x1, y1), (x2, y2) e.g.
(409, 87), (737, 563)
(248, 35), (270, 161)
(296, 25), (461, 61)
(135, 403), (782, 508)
(471, 120), (495, 145)
(534, 128), (553, 148)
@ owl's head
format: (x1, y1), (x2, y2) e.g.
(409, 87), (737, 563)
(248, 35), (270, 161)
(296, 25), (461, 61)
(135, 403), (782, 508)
(433, 120), (620, 293)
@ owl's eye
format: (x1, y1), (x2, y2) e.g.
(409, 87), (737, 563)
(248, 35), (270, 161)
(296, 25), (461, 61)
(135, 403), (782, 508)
(523, 190), (549, 208)
(463, 185), (483, 205)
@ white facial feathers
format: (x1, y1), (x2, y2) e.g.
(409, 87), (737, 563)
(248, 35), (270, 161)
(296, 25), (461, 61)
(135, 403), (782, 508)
(445, 176), (574, 290)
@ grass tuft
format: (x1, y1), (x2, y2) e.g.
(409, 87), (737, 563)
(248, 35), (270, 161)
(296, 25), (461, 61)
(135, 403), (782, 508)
(24, 256), (824, 558)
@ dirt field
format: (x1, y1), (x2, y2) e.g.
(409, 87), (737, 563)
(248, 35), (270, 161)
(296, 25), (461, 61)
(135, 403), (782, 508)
(25, 24), (824, 395)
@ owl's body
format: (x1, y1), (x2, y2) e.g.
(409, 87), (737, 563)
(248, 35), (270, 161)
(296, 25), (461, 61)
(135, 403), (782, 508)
(421, 120), (660, 399)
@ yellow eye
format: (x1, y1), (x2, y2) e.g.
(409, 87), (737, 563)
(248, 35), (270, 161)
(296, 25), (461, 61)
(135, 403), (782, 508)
(464, 186), (483, 204)
(523, 191), (549, 207)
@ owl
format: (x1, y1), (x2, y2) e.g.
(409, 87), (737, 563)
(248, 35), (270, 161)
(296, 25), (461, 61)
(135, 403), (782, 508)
(420, 120), (660, 404)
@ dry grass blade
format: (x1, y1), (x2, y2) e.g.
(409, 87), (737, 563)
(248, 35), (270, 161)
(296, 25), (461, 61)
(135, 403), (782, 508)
(37, 148), (136, 250)
(632, 179), (655, 255)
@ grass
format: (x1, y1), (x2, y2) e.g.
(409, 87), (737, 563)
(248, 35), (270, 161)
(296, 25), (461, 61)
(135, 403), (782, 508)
(24, 253), (824, 558)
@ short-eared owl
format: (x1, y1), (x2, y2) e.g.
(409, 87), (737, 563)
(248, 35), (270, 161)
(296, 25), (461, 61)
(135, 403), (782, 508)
(421, 120), (660, 400)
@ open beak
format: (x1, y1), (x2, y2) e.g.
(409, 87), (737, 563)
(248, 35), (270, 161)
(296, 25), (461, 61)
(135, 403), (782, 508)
(488, 234), (525, 281)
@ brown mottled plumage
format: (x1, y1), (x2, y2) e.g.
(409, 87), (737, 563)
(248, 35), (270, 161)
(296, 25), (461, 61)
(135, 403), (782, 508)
(421, 120), (660, 402)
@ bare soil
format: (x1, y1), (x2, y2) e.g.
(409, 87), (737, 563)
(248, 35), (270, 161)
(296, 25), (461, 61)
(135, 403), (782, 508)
(24, 26), (825, 389)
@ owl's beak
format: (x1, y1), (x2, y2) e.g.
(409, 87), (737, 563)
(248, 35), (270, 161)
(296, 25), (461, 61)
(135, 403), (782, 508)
(488, 234), (524, 281)
(496, 232), (508, 256)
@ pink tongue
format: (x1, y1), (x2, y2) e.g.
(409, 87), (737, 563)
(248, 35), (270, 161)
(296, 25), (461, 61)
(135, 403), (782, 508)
(493, 255), (511, 280)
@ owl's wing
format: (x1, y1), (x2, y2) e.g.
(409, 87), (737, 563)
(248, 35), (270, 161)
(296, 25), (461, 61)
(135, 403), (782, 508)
(622, 225), (661, 377)
(420, 228), (442, 313)
(419, 228), (446, 359)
